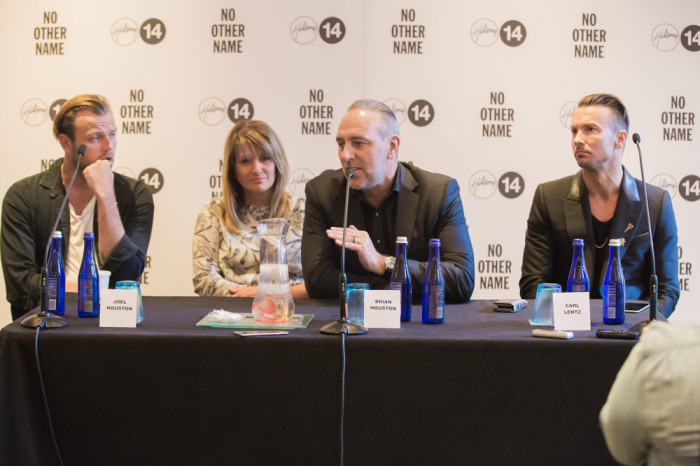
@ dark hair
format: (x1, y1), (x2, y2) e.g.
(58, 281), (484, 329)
(578, 93), (629, 131)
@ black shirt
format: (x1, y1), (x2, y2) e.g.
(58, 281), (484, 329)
(352, 168), (401, 258)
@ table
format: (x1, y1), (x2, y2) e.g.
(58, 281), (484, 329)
(0, 296), (652, 465)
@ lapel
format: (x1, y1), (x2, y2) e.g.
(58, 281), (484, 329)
(394, 164), (419, 251)
(562, 172), (596, 273)
(609, 167), (643, 248)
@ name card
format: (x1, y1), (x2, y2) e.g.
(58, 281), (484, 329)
(552, 292), (591, 331)
(100, 289), (139, 328)
(363, 290), (401, 329)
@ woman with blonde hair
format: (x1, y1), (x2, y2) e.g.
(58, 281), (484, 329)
(192, 120), (307, 297)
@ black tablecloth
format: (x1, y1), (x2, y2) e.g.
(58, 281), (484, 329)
(0, 296), (650, 465)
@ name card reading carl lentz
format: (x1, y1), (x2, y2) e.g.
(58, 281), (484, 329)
(552, 292), (591, 331)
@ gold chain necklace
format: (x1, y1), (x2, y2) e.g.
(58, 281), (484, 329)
(595, 238), (609, 249)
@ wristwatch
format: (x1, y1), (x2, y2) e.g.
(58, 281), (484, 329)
(384, 256), (395, 272)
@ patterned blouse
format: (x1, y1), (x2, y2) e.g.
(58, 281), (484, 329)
(192, 195), (305, 296)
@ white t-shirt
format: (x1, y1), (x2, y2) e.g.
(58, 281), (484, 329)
(65, 197), (97, 284)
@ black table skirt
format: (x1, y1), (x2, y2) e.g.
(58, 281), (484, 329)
(0, 296), (650, 465)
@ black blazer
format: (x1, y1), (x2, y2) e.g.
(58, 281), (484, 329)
(302, 162), (475, 303)
(519, 167), (680, 318)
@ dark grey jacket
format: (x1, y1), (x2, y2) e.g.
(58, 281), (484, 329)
(2, 158), (154, 320)
(302, 162), (474, 303)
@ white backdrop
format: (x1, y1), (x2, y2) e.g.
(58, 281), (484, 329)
(1, 0), (698, 327)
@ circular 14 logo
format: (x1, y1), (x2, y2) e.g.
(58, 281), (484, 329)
(228, 98), (254, 123)
(408, 100), (435, 127)
(139, 168), (164, 194)
(679, 175), (700, 201)
(140, 18), (166, 45)
(498, 172), (525, 199)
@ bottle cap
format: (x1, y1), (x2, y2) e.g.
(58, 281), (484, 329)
(53, 231), (62, 238)
(429, 238), (440, 246)
(396, 236), (408, 243)
(609, 238), (622, 247)
(573, 238), (584, 246)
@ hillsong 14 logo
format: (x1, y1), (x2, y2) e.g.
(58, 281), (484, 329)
(469, 170), (525, 199)
(21, 97), (67, 126)
(471, 19), (526, 47)
(111, 18), (166, 46)
(651, 24), (700, 52)
(382, 98), (433, 127)
(290, 16), (346, 44)
(197, 97), (254, 125)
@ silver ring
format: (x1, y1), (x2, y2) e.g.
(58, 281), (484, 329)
(352, 236), (356, 243)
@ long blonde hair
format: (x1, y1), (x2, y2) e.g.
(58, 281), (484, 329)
(220, 120), (291, 234)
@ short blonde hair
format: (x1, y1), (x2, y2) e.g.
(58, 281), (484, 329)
(53, 94), (112, 141)
(220, 120), (291, 234)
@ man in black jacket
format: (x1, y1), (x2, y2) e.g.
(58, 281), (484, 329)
(302, 99), (474, 302)
(519, 93), (679, 317)
(1, 94), (154, 320)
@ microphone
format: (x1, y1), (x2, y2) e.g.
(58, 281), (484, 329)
(320, 169), (368, 335)
(22, 144), (86, 329)
(628, 133), (658, 332)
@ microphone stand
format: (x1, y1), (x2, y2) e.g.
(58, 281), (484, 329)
(321, 170), (368, 335)
(628, 134), (658, 333)
(22, 145), (85, 329)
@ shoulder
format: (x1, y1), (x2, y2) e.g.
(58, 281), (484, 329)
(113, 171), (154, 202)
(5, 171), (43, 196)
(402, 162), (453, 188)
(622, 168), (671, 205)
(305, 169), (345, 193)
(199, 197), (223, 217)
(3, 164), (55, 207)
(536, 173), (579, 196)
(637, 322), (700, 357)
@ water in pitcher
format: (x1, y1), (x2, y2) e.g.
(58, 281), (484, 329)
(252, 235), (295, 323)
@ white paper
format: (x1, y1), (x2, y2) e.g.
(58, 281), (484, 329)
(552, 292), (591, 331)
(363, 290), (401, 329)
(100, 289), (139, 328)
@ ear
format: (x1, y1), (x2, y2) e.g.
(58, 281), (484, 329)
(58, 134), (73, 155)
(614, 129), (627, 149)
(387, 135), (400, 159)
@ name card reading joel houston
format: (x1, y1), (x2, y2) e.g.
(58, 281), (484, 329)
(100, 289), (139, 328)
(552, 292), (591, 331)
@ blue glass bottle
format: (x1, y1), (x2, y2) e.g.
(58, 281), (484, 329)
(567, 238), (590, 292)
(390, 236), (412, 322)
(422, 238), (444, 324)
(47, 231), (65, 316)
(603, 238), (625, 325)
(78, 232), (99, 318)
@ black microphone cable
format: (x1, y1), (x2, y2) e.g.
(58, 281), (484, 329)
(339, 329), (347, 466)
(34, 325), (65, 466)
